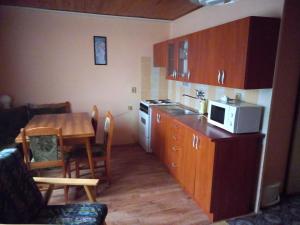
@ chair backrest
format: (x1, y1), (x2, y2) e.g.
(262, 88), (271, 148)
(91, 105), (99, 144)
(103, 111), (114, 159)
(21, 127), (65, 170)
(27, 101), (71, 119)
(0, 148), (45, 223)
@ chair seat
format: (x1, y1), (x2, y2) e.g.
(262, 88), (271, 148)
(70, 144), (106, 159)
(31, 203), (108, 225)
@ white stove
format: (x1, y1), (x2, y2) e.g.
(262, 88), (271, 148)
(138, 99), (177, 152)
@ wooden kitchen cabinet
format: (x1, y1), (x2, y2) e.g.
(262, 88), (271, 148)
(182, 127), (262, 221)
(165, 36), (193, 82)
(153, 41), (167, 67)
(205, 137), (262, 220)
(165, 118), (185, 183)
(150, 108), (169, 162)
(153, 16), (280, 89)
(204, 16), (280, 89)
(181, 127), (198, 196)
(151, 108), (262, 221)
(187, 31), (209, 83)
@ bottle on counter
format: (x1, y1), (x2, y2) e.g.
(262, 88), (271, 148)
(199, 99), (207, 115)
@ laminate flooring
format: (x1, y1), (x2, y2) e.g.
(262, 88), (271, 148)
(49, 145), (211, 225)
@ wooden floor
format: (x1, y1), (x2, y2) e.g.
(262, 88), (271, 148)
(49, 145), (211, 225)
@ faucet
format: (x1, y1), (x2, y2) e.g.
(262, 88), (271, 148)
(182, 89), (205, 100)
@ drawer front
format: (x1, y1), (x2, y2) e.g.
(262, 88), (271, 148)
(169, 120), (184, 143)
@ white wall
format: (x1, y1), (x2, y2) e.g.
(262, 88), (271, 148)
(0, 6), (170, 145)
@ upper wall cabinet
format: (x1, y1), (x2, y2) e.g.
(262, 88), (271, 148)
(204, 17), (280, 89)
(153, 41), (168, 67)
(165, 36), (193, 82)
(153, 16), (280, 89)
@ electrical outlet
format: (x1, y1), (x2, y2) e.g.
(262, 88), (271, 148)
(131, 87), (137, 93)
(128, 106), (133, 110)
(235, 93), (242, 101)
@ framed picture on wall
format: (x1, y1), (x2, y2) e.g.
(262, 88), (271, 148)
(94, 36), (107, 65)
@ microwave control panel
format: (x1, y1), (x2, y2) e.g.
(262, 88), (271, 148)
(226, 106), (237, 132)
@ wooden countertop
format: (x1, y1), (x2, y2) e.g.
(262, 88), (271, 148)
(152, 106), (264, 141)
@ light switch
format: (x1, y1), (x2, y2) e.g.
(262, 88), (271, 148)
(128, 106), (133, 110)
(132, 87), (137, 93)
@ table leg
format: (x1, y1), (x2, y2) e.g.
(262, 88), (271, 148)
(85, 138), (95, 178)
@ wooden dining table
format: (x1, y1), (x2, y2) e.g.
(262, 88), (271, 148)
(15, 112), (96, 178)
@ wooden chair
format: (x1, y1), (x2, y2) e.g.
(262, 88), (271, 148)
(91, 105), (99, 145)
(20, 127), (70, 202)
(72, 111), (114, 183)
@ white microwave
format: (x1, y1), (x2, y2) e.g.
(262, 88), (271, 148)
(207, 100), (263, 134)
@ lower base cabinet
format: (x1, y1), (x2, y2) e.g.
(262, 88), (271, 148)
(151, 108), (262, 221)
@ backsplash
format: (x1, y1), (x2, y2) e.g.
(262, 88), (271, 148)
(167, 79), (273, 136)
(141, 57), (168, 100)
(144, 65), (272, 138)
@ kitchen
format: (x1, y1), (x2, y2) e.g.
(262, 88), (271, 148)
(0, 0), (299, 224)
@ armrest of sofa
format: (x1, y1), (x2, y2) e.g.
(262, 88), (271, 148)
(33, 177), (99, 203)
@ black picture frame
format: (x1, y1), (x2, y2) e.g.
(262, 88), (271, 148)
(94, 36), (107, 65)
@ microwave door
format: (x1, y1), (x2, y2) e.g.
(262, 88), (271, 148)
(210, 105), (225, 124)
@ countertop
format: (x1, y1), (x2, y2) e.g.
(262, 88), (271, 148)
(152, 105), (264, 142)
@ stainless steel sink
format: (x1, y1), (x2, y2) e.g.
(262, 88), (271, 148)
(161, 105), (199, 115)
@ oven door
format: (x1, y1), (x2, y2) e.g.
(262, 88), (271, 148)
(138, 110), (150, 152)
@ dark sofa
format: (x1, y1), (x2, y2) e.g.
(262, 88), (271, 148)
(0, 106), (28, 149)
(0, 102), (71, 150)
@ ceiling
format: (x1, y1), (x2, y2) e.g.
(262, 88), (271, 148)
(0, 0), (202, 20)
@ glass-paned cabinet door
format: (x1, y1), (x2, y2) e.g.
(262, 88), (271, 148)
(167, 43), (175, 77)
(178, 39), (189, 78)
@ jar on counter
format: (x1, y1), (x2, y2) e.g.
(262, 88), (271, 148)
(199, 99), (207, 115)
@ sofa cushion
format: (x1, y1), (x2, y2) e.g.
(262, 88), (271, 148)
(0, 148), (45, 223)
(32, 203), (108, 225)
(0, 106), (28, 148)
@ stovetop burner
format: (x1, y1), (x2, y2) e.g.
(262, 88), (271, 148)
(142, 99), (176, 106)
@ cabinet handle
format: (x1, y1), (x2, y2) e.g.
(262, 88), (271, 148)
(192, 134), (195, 148)
(217, 70), (221, 84)
(187, 71), (191, 80)
(195, 136), (199, 150)
(171, 162), (177, 168)
(172, 135), (177, 141)
(157, 113), (160, 123)
(172, 146), (179, 152)
(174, 70), (177, 79)
(221, 70), (225, 84)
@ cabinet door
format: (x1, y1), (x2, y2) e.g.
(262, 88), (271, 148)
(167, 40), (177, 80)
(221, 19), (249, 88)
(151, 109), (169, 162)
(188, 31), (209, 83)
(194, 135), (215, 214)
(151, 109), (160, 158)
(205, 19), (250, 88)
(153, 41), (167, 67)
(181, 128), (197, 196)
(158, 112), (169, 163)
(205, 26), (226, 87)
(177, 37), (189, 82)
